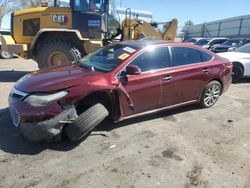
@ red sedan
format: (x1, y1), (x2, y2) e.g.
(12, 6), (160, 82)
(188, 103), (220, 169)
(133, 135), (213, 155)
(8, 40), (232, 142)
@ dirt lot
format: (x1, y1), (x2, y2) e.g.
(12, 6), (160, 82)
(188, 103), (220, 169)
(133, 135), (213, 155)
(0, 57), (250, 188)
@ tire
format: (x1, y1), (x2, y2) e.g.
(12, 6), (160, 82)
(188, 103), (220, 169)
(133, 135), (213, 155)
(0, 49), (13, 59)
(37, 40), (81, 69)
(199, 81), (222, 108)
(232, 63), (244, 82)
(63, 103), (109, 142)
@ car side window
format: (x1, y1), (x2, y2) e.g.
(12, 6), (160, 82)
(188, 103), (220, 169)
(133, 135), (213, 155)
(171, 47), (202, 66)
(129, 47), (170, 72)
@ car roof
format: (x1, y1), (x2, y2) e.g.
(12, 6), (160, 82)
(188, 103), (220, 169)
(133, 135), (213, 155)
(118, 40), (207, 49)
(119, 40), (169, 48)
(210, 37), (228, 40)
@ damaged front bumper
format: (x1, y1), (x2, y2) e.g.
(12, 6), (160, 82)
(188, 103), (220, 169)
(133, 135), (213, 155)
(18, 106), (78, 143)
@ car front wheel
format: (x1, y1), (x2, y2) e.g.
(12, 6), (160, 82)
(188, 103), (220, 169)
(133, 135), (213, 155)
(199, 81), (222, 108)
(63, 103), (109, 142)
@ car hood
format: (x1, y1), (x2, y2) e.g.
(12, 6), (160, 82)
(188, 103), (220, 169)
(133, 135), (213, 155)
(217, 52), (250, 60)
(15, 64), (102, 93)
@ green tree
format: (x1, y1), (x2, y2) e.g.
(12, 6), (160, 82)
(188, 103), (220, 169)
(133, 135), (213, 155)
(181, 20), (194, 40)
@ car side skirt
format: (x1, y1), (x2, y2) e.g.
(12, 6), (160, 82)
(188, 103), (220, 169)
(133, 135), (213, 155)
(116, 99), (198, 122)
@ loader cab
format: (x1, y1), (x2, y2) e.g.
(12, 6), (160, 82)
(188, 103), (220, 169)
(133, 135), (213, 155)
(70, 0), (120, 40)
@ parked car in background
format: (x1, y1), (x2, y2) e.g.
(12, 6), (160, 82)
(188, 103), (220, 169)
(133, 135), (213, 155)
(212, 38), (248, 53)
(218, 43), (250, 81)
(228, 39), (250, 51)
(202, 38), (228, 50)
(8, 40), (232, 143)
(194, 38), (210, 46)
(0, 29), (13, 59)
(184, 38), (207, 44)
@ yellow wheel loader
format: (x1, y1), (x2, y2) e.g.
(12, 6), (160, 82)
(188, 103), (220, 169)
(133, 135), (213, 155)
(0, 0), (178, 69)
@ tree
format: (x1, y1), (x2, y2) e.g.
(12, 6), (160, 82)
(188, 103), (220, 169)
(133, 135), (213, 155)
(0, 0), (12, 27)
(180, 20), (194, 40)
(0, 0), (54, 28)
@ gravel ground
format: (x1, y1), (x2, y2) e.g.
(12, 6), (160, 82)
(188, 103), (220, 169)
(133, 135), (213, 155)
(0, 57), (250, 188)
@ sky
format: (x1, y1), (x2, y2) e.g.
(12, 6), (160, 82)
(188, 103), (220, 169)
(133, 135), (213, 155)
(1, 0), (250, 29)
(118, 0), (250, 28)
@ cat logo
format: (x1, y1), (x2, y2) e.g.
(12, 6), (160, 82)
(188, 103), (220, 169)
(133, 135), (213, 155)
(52, 15), (68, 24)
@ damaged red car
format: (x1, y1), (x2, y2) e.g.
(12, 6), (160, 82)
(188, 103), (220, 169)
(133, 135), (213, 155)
(9, 40), (232, 142)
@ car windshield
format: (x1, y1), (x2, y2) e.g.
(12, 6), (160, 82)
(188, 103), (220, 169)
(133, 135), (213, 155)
(78, 44), (139, 72)
(195, 39), (209, 45)
(222, 39), (241, 45)
(185, 38), (197, 43)
(235, 43), (250, 53)
(0, 31), (10, 35)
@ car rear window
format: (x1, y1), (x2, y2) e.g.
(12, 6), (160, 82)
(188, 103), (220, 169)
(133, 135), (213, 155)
(200, 51), (213, 62)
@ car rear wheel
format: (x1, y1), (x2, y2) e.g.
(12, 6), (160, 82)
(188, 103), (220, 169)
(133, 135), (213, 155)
(232, 63), (244, 82)
(199, 81), (222, 108)
(63, 103), (109, 142)
(0, 49), (13, 59)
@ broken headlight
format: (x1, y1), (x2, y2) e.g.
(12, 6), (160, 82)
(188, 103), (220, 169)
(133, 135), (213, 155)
(24, 91), (68, 107)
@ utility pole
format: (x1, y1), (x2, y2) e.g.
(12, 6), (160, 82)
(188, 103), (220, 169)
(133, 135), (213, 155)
(120, 0), (122, 7)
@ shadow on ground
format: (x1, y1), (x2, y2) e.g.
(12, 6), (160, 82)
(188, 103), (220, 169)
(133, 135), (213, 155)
(0, 70), (31, 82)
(233, 77), (250, 84)
(96, 104), (200, 132)
(0, 104), (200, 155)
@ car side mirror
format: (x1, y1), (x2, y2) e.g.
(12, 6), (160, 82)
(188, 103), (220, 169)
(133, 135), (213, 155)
(126, 65), (141, 75)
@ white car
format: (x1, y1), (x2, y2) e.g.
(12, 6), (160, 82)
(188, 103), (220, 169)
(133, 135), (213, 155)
(218, 43), (250, 81)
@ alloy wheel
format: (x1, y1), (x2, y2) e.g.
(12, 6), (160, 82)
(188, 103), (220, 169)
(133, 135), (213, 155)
(204, 84), (221, 107)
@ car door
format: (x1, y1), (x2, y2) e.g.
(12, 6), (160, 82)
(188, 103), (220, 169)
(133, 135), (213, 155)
(161, 46), (213, 106)
(118, 46), (171, 117)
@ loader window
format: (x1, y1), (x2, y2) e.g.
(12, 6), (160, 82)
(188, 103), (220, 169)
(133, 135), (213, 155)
(74, 0), (89, 12)
(74, 0), (105, 12)
(23, 18), (40, 36)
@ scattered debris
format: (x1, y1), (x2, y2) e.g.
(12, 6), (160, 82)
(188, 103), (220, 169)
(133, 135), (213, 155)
(109, 145), (116, 149)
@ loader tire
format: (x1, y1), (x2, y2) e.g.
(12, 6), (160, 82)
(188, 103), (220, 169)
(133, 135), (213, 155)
(37, 41), (81, 69)
(63, 103), (109, 142)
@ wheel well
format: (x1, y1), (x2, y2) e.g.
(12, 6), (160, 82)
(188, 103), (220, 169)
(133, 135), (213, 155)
(75, 90), (120, 120)
(31, 31), (85, 57)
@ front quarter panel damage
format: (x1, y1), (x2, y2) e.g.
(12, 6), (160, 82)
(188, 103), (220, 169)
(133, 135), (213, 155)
(20, 106), (77, 143)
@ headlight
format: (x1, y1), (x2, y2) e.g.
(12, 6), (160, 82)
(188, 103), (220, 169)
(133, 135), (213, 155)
(24, 91), (68, 107)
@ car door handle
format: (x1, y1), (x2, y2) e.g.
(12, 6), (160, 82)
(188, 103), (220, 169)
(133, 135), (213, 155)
(163, 76), (173, 81)
(202, 68), (209, 73)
